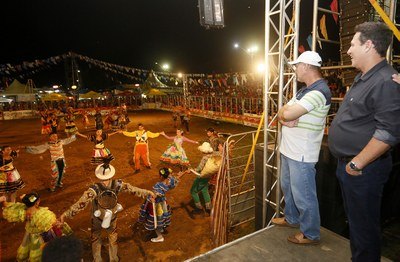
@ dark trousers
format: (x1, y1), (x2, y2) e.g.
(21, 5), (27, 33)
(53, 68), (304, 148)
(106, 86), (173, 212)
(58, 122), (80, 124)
(336, 155), (392, 262)
(182, 120), (189, 132)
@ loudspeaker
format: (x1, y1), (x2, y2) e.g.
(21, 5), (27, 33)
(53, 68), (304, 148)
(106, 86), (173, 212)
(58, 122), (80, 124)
(198, 0), (225, 29)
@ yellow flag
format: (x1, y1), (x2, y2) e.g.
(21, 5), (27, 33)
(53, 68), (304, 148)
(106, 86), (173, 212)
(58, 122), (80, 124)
(320, 14), (328, 40)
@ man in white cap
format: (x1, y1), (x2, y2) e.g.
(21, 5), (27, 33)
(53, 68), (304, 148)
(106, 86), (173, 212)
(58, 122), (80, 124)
(271, 51), (331, 245)
(59, 157), (154, 262)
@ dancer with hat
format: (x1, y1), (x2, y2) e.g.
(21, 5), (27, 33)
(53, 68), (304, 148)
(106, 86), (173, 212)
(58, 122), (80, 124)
(76, 128), (120, 165)
(25, 132), (77, 192)
(64, 107), (78, 137)
(59, 157), (154, 262)
(0, 192), (72, 262)
(138, 167), (187, 242)
(0, 146), (25, 202)
(189, 139), (224, 216)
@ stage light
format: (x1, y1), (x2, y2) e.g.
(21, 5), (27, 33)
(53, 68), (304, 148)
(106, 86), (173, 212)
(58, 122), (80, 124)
(53, 85), (59, 89)
(198, 0), (224, 29)
(178, 73), (183, 78)
(256, 63), (265, 73)
(247, 45), (258, 54)
(135, 84), (140, 87)
(234, 43), (239, 49)
(71, 85), (77, 90)
(162, 64), (170, 70)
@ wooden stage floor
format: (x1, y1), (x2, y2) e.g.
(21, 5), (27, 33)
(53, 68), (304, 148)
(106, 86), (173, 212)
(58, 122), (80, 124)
(187, 226), (392, 262)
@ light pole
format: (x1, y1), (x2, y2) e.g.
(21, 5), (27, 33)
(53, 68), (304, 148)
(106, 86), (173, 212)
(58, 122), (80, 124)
(233, 43), (259, 66)
(155, 62), (170, 71)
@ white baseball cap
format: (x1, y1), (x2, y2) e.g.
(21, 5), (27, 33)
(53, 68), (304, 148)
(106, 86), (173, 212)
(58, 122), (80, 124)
(288, 51), (322, 67)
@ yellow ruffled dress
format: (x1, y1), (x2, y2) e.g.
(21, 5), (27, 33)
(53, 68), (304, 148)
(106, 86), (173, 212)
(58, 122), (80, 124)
(3, 202), (72, 262)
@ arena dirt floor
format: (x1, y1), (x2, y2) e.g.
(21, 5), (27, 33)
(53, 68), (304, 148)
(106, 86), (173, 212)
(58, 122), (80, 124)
(0, 109), (255, 262)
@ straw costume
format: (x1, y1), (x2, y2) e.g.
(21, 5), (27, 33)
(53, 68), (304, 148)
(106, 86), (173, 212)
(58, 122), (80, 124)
(60, 157), (153, 262)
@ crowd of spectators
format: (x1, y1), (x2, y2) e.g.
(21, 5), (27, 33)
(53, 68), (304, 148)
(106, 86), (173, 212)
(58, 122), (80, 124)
(1, 69), (346, 113)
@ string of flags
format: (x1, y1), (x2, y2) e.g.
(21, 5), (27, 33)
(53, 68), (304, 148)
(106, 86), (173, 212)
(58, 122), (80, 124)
(0, 52), (262, 88)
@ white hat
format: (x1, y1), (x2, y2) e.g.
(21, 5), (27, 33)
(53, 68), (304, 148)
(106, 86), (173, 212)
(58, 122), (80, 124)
(95, 163), (116, 180)
(198, 142), (213, 154)
(288, 51), (322, 67)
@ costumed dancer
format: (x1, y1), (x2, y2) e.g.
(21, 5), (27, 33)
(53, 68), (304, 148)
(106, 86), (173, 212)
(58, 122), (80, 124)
(160, 129), (199, 168)
(81, 109), (90, 129)
(40, 111), (52, 136)
(205, 127), (219, 151)
(122, 123), (162, 174)
(50, 113), (59, 134)
(172, 110), (179, 128)
(76, 129), (120, 165)
(59, 157), (154, 262)
(189, 140), (223, 216)
(104, 110), (116, 130)
(64, 108), (78, 137)
(25, 132), (77, 192)
(121, 103), (130, 126)
(94, 109), (104, 130)
(0, 146), (25, 202)
(0, 193), (72, 262)
(138, 167), (187, 242)
(181, 109), (191, 133)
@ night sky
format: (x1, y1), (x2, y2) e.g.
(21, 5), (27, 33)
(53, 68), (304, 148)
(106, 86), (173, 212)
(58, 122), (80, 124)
(1, 0), (340, 89)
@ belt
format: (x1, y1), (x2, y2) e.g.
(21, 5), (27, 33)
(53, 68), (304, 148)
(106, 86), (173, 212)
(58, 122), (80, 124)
(338, 152), (390, 162)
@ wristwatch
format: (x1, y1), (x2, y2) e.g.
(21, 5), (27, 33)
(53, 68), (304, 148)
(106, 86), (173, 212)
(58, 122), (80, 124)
(349, 161), (362, 172)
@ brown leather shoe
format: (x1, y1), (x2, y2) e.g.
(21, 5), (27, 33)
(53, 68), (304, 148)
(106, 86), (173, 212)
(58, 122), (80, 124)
(287, 232), (320, 245)
(271, 217), (299, 228)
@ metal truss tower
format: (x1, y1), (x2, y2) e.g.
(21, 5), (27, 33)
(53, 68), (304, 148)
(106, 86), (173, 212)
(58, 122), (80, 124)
(261, 0), (398, 229)
(262, 0), (300, 228)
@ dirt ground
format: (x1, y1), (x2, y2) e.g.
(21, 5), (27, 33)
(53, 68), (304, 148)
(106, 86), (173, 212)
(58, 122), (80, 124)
(0, 109), (254, 262)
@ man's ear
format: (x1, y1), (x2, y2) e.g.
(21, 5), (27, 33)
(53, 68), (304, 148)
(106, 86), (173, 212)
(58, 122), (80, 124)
(364, 40), (375, 53)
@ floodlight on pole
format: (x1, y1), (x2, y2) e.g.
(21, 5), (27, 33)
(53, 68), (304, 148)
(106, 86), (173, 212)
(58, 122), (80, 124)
(155, 61), (170, 71)
(162, 63), (170, 70)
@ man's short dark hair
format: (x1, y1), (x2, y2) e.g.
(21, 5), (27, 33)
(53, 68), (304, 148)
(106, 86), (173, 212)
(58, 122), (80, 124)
(42, 235), (83, 262)
(355, 22), (393, 57)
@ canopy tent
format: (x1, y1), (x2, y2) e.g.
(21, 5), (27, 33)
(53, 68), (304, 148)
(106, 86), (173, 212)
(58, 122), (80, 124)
(79, 91), (103, 99)
(1, 79), (33, 94)
(0, 79), (36, 102)
(144, 88), (167, 96)
(0, 97), (13, 103)
(141, 71), (169, 89)
(40, 93), (68, 101)
(140, 71), (182, 95)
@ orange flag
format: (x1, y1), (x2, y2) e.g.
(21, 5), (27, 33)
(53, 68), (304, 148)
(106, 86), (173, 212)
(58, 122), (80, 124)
(320, 14), (329, 40)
